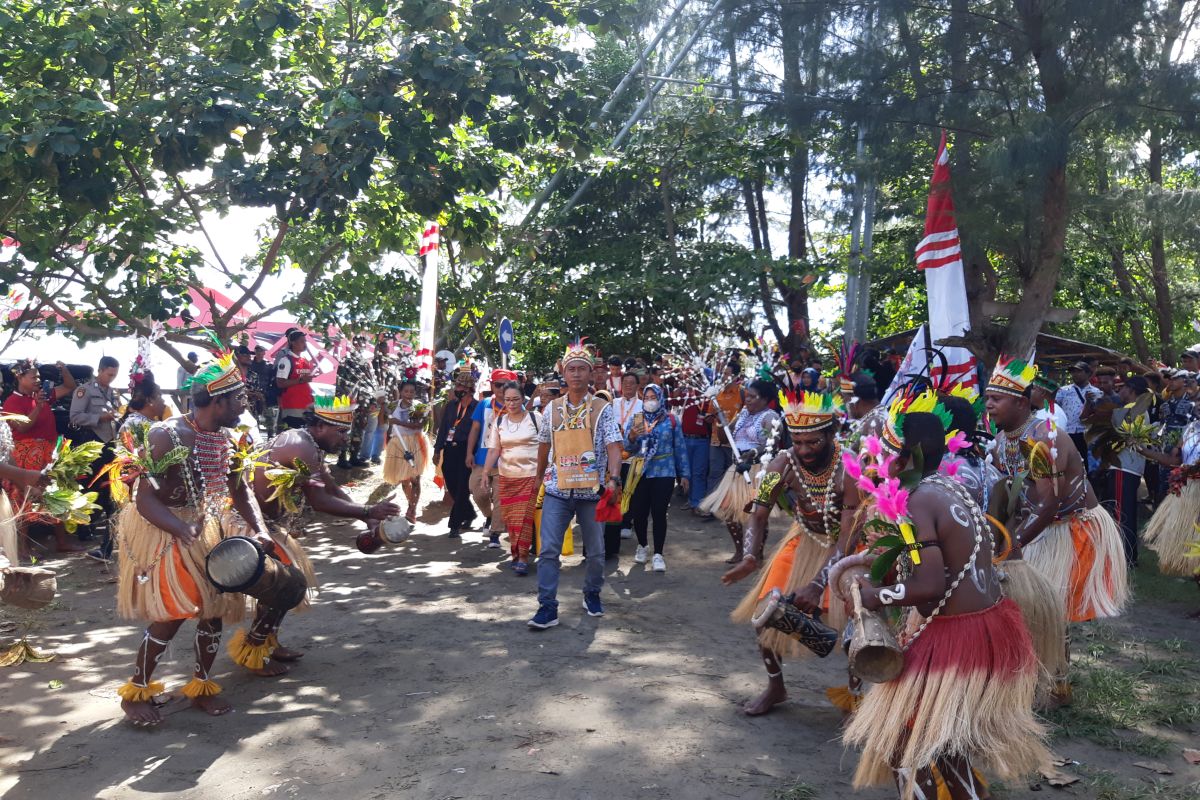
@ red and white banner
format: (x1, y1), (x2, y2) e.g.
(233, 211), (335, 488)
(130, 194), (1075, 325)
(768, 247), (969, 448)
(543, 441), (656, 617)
(916, 132), (978, 392)
(415, 221), (439, 381)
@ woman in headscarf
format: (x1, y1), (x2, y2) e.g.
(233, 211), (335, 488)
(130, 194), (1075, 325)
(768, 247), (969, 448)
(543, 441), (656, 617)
(624, 384), (689, 572)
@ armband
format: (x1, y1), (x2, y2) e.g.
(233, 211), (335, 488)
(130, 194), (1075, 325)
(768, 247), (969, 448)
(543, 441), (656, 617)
(755, 471), (782, 505)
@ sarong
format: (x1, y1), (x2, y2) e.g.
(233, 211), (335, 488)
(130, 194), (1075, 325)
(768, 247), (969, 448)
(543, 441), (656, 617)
(498, 475), (537, 558)
(844, 598), (1051, 797)
(383, 430), (429, 485)
(115, 504), (245, 623)
(1023, 506), (1129, 621)
(730, 520), (836, 658)
(5, 438), (54, 524)
(1142, 479), (1200, 577)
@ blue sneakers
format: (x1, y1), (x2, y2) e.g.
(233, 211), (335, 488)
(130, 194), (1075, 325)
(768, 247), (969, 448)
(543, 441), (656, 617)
(582, 593), (604, 617)
(527, 605), (559, 629)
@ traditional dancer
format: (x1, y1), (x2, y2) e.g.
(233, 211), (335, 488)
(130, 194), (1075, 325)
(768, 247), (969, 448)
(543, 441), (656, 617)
(721, 390), (858, 716)
(844, 406), (1051, 800)
(698, 379), (781, 563)
(985, 356), (1129, 704)
(383, 380), (429, 522)
(115, 353), (276, 726)
(245, 395), (402, 672)
(1140, 418), (1200, 597)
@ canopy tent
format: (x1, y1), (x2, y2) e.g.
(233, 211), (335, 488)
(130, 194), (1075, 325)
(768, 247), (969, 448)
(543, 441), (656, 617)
(863, 328), (1148, 375)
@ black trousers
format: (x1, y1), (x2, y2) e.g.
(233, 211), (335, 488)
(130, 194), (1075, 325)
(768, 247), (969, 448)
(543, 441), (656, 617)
(603, 463), (631, 557)
(1107, 468), (1140, 567)
(441, 442), (476, 531)
(631, 476), (674, 555)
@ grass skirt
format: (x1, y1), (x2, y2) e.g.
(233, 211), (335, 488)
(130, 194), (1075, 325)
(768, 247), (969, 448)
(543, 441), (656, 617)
(731, 520), (835, 658)
(115, 505), (245, 623)
(699, 464), (761, 525)
(1023, 506), (1129, 622)
(1001, 559), (1067, 698)
(844, 599), (1050, 796)
(383, 431), (429, 485)
(1143, 480), (1200, 577)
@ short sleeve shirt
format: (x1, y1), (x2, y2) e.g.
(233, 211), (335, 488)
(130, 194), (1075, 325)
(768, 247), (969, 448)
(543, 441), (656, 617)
(472, 399), (501, 466)
(3, 392), (56, 442)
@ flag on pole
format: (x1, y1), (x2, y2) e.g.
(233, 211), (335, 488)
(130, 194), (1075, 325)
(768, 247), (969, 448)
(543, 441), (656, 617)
(916, 132), (978, 391)
(415, 222), (440, 381)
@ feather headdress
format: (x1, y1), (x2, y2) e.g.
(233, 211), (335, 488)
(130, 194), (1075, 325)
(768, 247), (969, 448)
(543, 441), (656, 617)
(562, 337), (593, 368)
(183, 350), (243, 397)
(778, 389), (843, 432)
(986, 355), (1037, 398)
(829, 339), (860, 393)
(313, 394), (356, 427)
(881, 389), (953, 453)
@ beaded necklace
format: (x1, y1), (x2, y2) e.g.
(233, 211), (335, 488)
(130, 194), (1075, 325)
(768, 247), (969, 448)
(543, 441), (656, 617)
(998, 415), (1035, 478)
(899, 473), (990, 650)
(183, 414), (232, 508)
(782, 442), (842, 546)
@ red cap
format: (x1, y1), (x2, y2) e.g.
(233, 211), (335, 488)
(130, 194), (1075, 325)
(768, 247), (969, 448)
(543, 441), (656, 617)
(491, 368), (518, 383)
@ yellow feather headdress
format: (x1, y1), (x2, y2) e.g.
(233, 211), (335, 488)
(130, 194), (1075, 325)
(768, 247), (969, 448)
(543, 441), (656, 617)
(313, 394), (356, 427)
(778, 389), (843, 432)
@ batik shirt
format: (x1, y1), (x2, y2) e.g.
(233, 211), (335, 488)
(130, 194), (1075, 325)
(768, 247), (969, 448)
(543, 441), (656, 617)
(1054, 382), (1102, 435)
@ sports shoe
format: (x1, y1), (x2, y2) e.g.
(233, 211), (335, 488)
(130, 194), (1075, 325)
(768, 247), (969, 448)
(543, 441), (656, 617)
(633, 545), (648, 564)
(481, 523), (491, 536)
(652, 554), (666, 573)
(620, 528), (633, 540)
(582, 593), (604, 617)
(527, 605), (559, 629)
(487, 534), (501, 549)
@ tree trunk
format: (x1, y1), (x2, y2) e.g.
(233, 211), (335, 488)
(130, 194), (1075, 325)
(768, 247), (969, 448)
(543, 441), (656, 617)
(777, 0), (812, 354)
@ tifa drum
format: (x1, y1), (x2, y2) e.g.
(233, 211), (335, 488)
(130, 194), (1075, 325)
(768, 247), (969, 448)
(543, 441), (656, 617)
(750, 588), (838, 658)
(205, 536), (307, 611)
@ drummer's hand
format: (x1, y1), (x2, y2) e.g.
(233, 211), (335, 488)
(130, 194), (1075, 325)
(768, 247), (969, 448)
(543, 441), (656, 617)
(254, 533), (277, 556)
(174, 521), (201, 547)
(790, 581), (823, 614)
(721, 555), (758, 586)
(367, 501), (401, 520)
(856, 577), (882, 612)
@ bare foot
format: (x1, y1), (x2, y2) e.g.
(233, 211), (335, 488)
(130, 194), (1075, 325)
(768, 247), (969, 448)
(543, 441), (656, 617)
(270, 644), (305, 662)
(121, 699), (163, 727)
(248, 660), (290, 677)
(743, 682), (788, 716)
(191, 694), (233, 716)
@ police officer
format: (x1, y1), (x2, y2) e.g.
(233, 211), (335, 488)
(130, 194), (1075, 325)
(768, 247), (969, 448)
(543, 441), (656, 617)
(71, 356), (120, 562)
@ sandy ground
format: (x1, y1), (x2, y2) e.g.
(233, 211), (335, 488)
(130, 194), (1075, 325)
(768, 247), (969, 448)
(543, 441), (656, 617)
(2, 472), (1199, 800)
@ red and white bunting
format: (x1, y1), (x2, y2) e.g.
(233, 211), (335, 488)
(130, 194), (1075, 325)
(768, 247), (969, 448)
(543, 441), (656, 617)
(418, 222), (440, 257)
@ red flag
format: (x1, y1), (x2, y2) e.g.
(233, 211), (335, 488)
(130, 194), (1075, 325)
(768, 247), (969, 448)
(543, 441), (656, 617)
(915, 131), (978, 392)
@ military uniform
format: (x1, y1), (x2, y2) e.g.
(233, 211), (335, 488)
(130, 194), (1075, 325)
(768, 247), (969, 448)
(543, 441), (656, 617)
(69, 381), (119, 443)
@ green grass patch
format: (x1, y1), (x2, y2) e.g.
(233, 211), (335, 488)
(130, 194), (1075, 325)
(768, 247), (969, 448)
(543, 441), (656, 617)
(770, 780), (817, 800)
(1087, 770), (1200, 800)
(1048, 630), (1200, 757)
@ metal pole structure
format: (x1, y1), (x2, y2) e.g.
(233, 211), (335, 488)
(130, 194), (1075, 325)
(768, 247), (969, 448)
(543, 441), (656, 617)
(844, 122), (867, 342)
(521, 1), (690, 224)
(854, 174), (876, 342)
(556, 0), (729, 218)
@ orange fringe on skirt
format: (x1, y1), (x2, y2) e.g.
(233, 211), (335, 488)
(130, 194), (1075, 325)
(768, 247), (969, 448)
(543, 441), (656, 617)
(1023, 506), (1129, 622)
(115, 505), (245, 623)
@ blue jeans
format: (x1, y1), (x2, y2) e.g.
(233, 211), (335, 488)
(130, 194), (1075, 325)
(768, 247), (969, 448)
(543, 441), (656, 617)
(357, 415), (380, 461)
(685, 437), (710, 507)
(706, 445), (734, 495)
(537, 493), (605, 610)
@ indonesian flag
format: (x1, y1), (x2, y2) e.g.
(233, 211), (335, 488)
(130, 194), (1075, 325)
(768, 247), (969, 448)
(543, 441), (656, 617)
(916, 132), (978, 392)
(415, 221), (439, 381)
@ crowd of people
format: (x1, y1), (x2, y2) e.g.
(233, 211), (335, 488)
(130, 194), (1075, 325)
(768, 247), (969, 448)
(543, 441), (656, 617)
(5, 328), (1200, 800)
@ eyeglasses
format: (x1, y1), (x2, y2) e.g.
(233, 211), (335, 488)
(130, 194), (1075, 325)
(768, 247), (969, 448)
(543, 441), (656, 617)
(504, 396), (523, 403)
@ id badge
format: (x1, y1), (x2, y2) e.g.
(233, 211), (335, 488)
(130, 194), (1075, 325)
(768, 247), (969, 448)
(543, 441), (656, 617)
(447, 426), (456, 441)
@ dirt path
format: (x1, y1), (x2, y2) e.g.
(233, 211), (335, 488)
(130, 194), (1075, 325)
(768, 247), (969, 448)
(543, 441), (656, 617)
(2, 475), (1199, 799)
